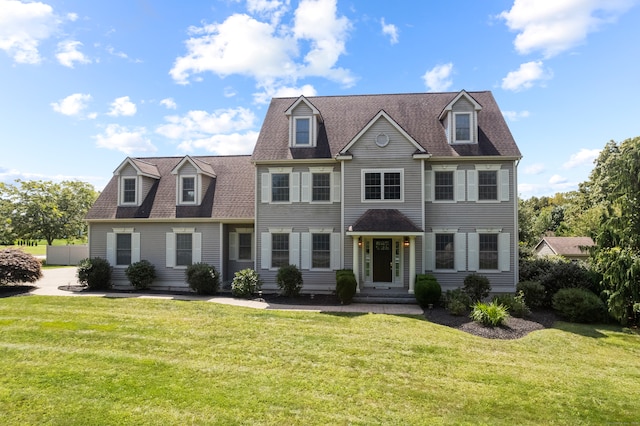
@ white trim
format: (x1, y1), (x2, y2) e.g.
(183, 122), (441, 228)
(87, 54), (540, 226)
(452, 111), (473, 144)
(172, 227), (195, 233)
(112, 227), (135, 233)
(178, 174), (198, 205)
(340, 110), (425, 154)
(119, 176), (138, 206)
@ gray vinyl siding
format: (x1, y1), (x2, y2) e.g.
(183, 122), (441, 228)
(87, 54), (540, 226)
(291, 103), (313, 116)
(89, 221), (221, 291)
(256, 162), (341, 293)
(425, 160), (518, 292)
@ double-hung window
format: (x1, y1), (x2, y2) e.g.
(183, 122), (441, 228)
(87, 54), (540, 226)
(295, 117), (310, 145)
(122, 177), (136, 204)
(181, 176), (195, 203)
(238, 233), (252, 261)
(312, 233), (331, 269)
(479, 234), (498, 270)
(175, 233), (193, 267)
(312, 173), (331, 202)
(363, 169), (402, 201)
(434, 171), (454, 201)
(116, 234), (132, 266)
(271, 173), (290, 202)
(271, 234), (289, 268)
(478, 171), (498, 201)
(454, 113), (471, 142)
(435, 234), (454, 270)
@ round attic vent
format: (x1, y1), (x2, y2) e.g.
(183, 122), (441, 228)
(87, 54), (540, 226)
(375, 133), (389, 147)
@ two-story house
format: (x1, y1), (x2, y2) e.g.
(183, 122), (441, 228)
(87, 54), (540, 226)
(85, 90), (521, 296)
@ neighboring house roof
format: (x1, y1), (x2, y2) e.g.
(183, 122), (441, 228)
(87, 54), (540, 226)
(535, 237), (595, 257)
(86, 155), (254, 221)
(251, 91), (521, 162)
(350, 209), (423, 233)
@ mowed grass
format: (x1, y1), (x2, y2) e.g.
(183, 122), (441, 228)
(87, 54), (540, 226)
(0, 297), (639, 425)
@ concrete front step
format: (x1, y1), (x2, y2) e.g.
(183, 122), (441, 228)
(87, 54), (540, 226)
(353, 292), (418, 305)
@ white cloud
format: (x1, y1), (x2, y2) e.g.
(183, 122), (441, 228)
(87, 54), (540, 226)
(223, 86), (237, 98)
(51, 93), (93, 117)
(156, 107), (258, 155)
(0, 0), (61, 64)
(160, 98), (177, 109)
(107, 96), (137, 117)
(499, 0), (635, 58)
(253, 83), (317, 104)
(502, 110), (530, 121)
(501, 60), (552, 92)
(380, 18), (399, 44)
(563, 148), (600, 169)
(170, 0), (354, 91)
(422, 63), (453, 92)
(94, 124), (156, 154)
(523, 163), (545, 175)
(56, 40), (91, 68)
(549, 174), (568, 185)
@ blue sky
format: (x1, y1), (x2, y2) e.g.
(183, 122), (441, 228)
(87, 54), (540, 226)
(1, 0), (639, 198)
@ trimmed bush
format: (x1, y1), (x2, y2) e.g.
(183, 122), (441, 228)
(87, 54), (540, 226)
(77, 257), (112, 290)
(336, 269), (357, 305)
(277, 264), (303, 297)
(493, 292), (530, 318)
(231, 268), (262, 298)
(0, 248), (42, 285)
(185, 263), (219, 295)
(414, 274), (442, 308)
(445, 288), (470, 316)
(462, 273), (491, 302)
(516, 280), (546, 309)
(125, 260), (156, 290)
(552, 288), (606, 323)
(470, 301), (509, 327)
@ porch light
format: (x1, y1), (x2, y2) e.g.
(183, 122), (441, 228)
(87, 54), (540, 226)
(403, 237), (410, 247)
(358, 237), (362, 247)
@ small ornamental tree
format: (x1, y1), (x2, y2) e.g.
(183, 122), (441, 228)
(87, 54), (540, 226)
(0, 248), (42, 285)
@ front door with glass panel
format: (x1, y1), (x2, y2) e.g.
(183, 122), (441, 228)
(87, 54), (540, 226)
(372, 239), (393, 282)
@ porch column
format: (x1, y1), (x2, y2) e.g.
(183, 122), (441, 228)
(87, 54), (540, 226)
(352, 235), (361, 293)
(408, 236), (416, 294)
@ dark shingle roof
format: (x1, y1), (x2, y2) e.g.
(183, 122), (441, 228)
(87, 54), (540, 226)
(536, 237), (595, 257)
(252, 91), (521, 161)
(351, 209), (423, 233)
(86, 155), (254, 221)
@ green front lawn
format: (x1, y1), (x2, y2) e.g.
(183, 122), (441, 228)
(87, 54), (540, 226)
(0, 296), (638, 425)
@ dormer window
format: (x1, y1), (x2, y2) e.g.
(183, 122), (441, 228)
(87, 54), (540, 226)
(180, 176), (196, 203)
(454, 112), (471, 142)
(295, 117), (311, 145)
(121, 177), (137, 204)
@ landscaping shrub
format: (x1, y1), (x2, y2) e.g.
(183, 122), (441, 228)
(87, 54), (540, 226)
(552, 288), (606, 323)
(77, 257), (112, 290)
(516, 280), (546, 309)
(445, 288), (470, 316)
(519, 256), (598, 307)
(277, 264), (303, 297)
(470, 301), (509, 327)
(493, 292), (530, 318)
(335, 269), (357, 305)
(231, 268), (262, 298)
(125, 260), (156, 290)
(0, 248), (42, 285)
(185, 263), (219, 295)
(462, 273), (491, 302)
(414, 274), (441, 308)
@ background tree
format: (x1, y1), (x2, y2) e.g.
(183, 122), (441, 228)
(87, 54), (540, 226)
(2, 180), (98, 245)
(587, 136), (640, 325)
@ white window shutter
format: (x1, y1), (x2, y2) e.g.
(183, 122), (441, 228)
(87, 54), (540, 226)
(331, 233), (341, 270)
(192, 233), (202, 264)
(106, 233), (115, 266)
(455, 170), (466, 202)
(301, 172), (311, 203)
(301, 232), (311, 270)
(261, 173), (270, 203)
(424, 171), (433, 202)
(291, 172), (300, 203)
(229, 232), (238, 261)
(468, 233), (479, 271)
(289, 232), (300, 267)
(454, 233), (466, 271)
(261, 233), (271, 269)
(166, 233), (175, 267)
(500, 169), (510, 202)
(425, 233), (435, 271)
(132, 233), (141, 263)
(499, 233), (511, 272)
(467, 170), (478, 202)
(332, 172), (341, 203)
